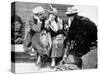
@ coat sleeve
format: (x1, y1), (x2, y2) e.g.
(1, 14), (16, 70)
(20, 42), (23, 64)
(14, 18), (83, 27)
(23, 31), (32, 52)
(29, 17), (42, 32)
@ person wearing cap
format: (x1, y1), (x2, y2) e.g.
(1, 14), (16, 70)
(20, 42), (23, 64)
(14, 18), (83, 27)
(29, 6), (46, 32)
(63, 6), (97, 68)
(23, 6), (47, 61)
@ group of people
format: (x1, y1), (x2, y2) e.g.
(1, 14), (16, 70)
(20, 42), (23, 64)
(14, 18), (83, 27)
(19, 5), (97, 69)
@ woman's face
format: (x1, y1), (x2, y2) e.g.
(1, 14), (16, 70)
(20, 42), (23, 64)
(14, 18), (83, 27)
(14, 21), (21, 32)
(49, 14), (56, 21)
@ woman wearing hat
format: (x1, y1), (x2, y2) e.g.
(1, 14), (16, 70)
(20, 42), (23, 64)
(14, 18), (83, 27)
(45, 7), (66, 69)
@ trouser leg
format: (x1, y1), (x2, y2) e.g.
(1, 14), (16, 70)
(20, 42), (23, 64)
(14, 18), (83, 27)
(36, 55), (41, 64)
(51, 57), (55, 68)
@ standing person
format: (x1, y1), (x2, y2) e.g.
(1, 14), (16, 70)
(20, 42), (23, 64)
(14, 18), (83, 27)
(63, 6), (97, 68)
(45, 7), (66, 69)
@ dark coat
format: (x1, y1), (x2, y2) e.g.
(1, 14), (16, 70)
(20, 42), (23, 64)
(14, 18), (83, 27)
(65, 15), (97, 57)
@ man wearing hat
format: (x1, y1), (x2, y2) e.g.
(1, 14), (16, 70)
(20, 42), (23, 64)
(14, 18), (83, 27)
(63, 6), (97, 68)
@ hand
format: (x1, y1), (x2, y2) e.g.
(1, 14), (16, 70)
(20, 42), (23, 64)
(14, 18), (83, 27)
(45, 20), (50, 25)
(45, 20), (50, 28)
(15, 38), (23, 44)
(34, 15), (41, 23)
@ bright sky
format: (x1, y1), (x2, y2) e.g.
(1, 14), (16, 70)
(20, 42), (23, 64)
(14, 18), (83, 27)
(75, 5), (98, 25)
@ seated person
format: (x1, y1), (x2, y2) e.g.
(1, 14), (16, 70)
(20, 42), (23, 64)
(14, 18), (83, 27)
(11, 15), (23, 44)
(45, 6), (66, 68)
(23, 6), (47, 54)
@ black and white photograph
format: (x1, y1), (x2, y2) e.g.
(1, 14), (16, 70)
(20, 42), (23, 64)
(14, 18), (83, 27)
(11, 1), (97, 73)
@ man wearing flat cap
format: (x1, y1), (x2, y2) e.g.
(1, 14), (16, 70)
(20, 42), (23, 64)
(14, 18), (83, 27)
(63, 6), (97, 68)
(23, 6), (53, 65)
(23, 6), (47, 56)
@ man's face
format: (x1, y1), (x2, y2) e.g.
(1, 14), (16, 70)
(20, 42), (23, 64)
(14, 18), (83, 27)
(66, 15), (69, 20)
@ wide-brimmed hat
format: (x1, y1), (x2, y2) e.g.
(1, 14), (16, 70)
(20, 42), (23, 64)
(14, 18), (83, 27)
(65, 7), (78, 15)
(32, 6), (45, 14)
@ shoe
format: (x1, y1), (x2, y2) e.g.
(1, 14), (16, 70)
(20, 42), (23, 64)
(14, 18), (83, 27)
(51, 66), (55, 69)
